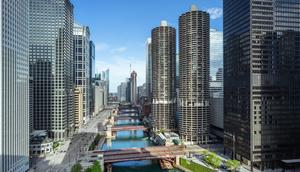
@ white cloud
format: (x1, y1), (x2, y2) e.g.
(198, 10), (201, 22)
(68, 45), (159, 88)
(206, 8), (223, 20)
(110, 46), (127, 54)
(95, 56), (145, 93)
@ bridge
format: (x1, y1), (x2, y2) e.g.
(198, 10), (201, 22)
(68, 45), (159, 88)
(111, 125), (147, 132)
(88, 146), (186, 163)
(114, 116), (140, 121)
(118, 110), (138, 115)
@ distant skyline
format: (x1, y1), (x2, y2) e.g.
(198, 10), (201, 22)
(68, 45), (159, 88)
(72, 0), (223, 92)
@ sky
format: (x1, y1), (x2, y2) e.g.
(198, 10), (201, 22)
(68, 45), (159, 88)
(72, 0), (223, 92)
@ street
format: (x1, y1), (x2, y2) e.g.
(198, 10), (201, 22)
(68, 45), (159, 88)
(29, 108), (112, 172)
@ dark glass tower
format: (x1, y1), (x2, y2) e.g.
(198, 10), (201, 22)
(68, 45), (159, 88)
(224, 0), (300, 170)
(151, 21), (176, 131)
(30, 0), (74, 139)
(179, 5), (210, 144)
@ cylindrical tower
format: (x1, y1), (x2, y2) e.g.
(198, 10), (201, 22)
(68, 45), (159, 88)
(151, 21), (176, 131)
(179, 5), (210, 144)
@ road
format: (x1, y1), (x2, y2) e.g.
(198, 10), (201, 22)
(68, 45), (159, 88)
(29, 108), (112, 172)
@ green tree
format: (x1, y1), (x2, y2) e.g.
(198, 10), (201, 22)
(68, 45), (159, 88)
(204, 152), (222, 169)
(226, 159), (240, 171)
(91, 161), (102, 172)
(84, 168), (92, 172)
(71, 163), (82, 172)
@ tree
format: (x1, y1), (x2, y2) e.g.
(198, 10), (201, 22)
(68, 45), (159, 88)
(226, 159), (240, 171)
(91, 161), (102, 172)
(84, 168), (92, 172)
(204, 152), (222, 169)
(71, 163), (82, 172)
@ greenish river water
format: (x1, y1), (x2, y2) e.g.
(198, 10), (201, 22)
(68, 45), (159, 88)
(101, 117), (182, 172)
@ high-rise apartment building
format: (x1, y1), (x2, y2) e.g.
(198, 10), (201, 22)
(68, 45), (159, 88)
(151, 21), (176, 131)
(179, 5), (210, 144)
(29, 0), (74, 139)
(0, 1), (30, 171)
(74, 23), (90, 124)
(145, 38), (152, 98)
(130, 71), (137, 104)
(224, 0), (300, 170)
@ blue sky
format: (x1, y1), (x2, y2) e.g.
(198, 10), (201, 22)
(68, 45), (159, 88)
(72, 0), (223, 92)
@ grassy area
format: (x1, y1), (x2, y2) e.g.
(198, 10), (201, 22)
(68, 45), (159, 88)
(89, 134), (102, 151)
(180, 157), (214, 172)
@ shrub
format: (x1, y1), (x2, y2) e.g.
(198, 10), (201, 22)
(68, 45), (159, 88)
(226, 159), (240, 170)
(71, 163), (82, 172)
(203, 152), (222, 169)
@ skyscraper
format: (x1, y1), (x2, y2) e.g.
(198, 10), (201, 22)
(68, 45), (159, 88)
(209, 68), (224, 139)
(30, 0), (74, 139)
(74, 23), (90, 124)
(179, 5), (210, 144)
(0, 1), (29, 171)
(145, 38), (152, 98)
(102, 69), (110, 96)
(89, 41), (95, 116)
(151, 21), (176, 131)
(130, 71), (137, 105)
(224, 0), (300, 170)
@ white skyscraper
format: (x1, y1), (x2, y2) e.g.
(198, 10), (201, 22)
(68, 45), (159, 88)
(0, 0), (30, 171)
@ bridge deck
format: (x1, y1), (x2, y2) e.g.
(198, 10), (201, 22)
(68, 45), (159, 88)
(89, 146), (186, 163)
(111, 125), (146, 131)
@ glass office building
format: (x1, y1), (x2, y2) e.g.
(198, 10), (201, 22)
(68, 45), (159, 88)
(29, 0), (74, 139)
(0, 0), (30, 171)
(74, 23), (91, 124)
(224, 0), (300, 170)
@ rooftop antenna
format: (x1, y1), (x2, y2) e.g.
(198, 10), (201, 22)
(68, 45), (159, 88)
(130, 64), (132, 75)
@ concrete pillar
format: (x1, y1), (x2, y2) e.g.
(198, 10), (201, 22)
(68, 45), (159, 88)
(176, 155), (180, 165)
(106, 164), (112, 172)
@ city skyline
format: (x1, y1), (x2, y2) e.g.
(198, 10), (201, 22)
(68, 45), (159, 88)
(1, 0), (299, 171)
(72, 0), (223, 92)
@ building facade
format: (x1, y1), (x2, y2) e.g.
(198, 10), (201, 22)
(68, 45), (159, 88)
(74, 23), (90, 124)
(145, 38), (152, 98)
(29, 0), (74, 139)
(151, 21), (176, 131)
(0, 1), (30, 171)
(89, 41), (95, 117)
(224, 0), (300, 169)
(126, 78), (131, 102)
(74, 87), (83, 128)
(93, 80), (107, 116)
(101, 69), (109, 96)
(209, 68), (224, 138)
(179, 5), (210, 144)
(130, 71), (137, 105)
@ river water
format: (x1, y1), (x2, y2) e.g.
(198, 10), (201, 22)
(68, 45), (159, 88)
(101, 113), (182, 172)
